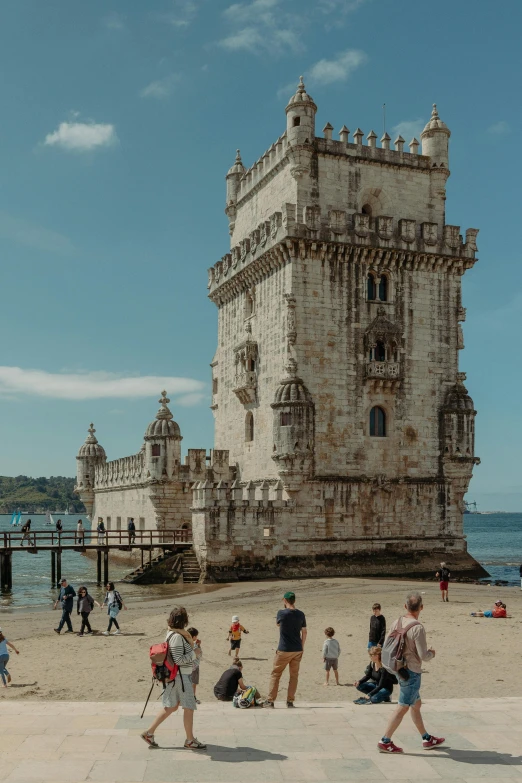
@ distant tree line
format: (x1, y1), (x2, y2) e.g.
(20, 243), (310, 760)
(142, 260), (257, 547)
(0, 475), (85, 514)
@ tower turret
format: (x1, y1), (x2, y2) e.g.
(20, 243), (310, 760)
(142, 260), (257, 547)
(421, 104), (451, 169)
(225, 149), (245, 235)
(285, 76), (317, 147)
(75, 423), (106, 518)
(271, 358), (315, 494)
(144, 391), (182, 482)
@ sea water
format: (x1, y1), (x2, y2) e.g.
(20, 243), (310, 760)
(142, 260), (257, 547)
(0, 512), (520, 610)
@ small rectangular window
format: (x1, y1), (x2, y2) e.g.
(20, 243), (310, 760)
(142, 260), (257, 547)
(151, 444), (161, 456)
(106, 516), (111, 530)
(116, 516), (121, 530)
(263, 527), (271, 537)
(212, 378), (218, 394)
(280, 412), (292, 426)
(139, 517), (145, 530)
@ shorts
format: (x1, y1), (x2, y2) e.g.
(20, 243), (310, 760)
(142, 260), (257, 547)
(483, 610), (493, 618)
(398, 669), (421, 707)
(439, 581), (449, 591)
(230, 639), (241, 650)
(324, 658), (338, 671)
(162, 674), (197, 710)
(190, 666), (200, 685)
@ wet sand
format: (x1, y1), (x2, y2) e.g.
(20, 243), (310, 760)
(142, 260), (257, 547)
(0, 576), (520, 703)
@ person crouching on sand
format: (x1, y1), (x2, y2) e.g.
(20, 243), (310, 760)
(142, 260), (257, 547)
(141, 606), (205, 751)
(353, 646), (395, 704)
(471, 600), (507, 618)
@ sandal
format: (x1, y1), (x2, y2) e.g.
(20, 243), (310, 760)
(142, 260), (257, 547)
(184, 737), (207, 750)
(140, 732), (159, 749)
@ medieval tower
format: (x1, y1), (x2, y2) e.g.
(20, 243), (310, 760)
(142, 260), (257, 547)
(194, 78), (482, 580)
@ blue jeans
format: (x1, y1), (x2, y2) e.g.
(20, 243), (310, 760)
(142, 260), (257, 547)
(58, 607), (73, 632)
(356, 682), (391, 703)
(398, 669), (421, 706)
(0, 654), (10, 685)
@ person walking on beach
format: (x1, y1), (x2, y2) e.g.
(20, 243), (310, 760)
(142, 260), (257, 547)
(435, 562), (450, 602)
(53, 578), (76, 634)
(227, 615), (249, 659)
(368, 603), (386, 649)
(263, 590), (307, 709)
(101, 582), (126, 635)
(140, 606), (205, 750)
(20, 519), (32, 547)
(76, 519), (85, 546)
(128, 518), (136, 546)
(378, 591), (444, 753)
(0, 627), (20, 687)
(77, 586), (99, 636)
(97, 518), (106, 545)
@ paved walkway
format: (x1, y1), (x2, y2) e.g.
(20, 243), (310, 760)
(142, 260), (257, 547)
(0, 698), (521, 782)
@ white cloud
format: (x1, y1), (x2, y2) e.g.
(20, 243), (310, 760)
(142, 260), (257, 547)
(487, 120), (510, 135)
(391, 118), (424, 142)
(318, 0), (368, 12)
(0, 368), (205, 402)
(219, 0), (302, 55)
(177, 392), (208, 407)
(103, 12), (125, 30)
(163, 0), (198, 27)
(308, 49), (366, 85)
(44, 121), (118, 153)
(0, 212), (75, 255)
(140, 74), (181, 99)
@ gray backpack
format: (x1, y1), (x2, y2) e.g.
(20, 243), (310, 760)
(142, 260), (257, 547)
(381, 617), (420, 674)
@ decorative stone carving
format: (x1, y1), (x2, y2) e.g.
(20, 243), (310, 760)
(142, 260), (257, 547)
(207, 268), (214, 289)
(240, 237), (250, 261)
(222, 253), (231, 276)
(249, 229), (260, 255)
(232, 326), (258, 405)
(465, 228), (479, 251)
(304, 205), (321, 232)
(329, 209), (347, 235)
(259, 221), (270, 246)
(231, 245), (240, 268)
(364, 306), (403, 387)
(284, 293), (297, 345)
(444, 225), (461, 249)
(377, 216), (393, 240)
(422, 222), (438, 245)
(354, 213), (370, 237)
(458, 324), (464, 350)
(270, 211), (282, 238)
(399, 219), (416, 243)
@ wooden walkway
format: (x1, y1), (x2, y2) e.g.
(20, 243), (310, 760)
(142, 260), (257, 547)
(0, 529), (193, 590)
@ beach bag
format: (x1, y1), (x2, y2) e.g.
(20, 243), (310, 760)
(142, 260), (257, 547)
(233, 686), (258, 709)
(381, 617), (420, 674)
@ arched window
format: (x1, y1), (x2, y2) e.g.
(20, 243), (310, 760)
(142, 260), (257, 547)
(375, 341), (386, 362)
(151, 444), (161, 456)
(362, 203), (372, 216)
(247, 358), (256, 372)
(367, 273), (376, 301)
(370, 406), (386, 437)
(245, 412), (254, 442)
(280, 411), (292, 426)
(378, 275), (388, 302)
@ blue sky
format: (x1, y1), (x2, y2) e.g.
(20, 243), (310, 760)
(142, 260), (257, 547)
(0, 0), (520, 510)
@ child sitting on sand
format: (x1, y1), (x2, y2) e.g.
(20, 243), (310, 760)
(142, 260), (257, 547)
(227, 615), (249, 658)
(471, 600), (507, 618)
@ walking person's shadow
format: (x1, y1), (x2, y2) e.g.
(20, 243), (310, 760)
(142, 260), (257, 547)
(156, 744), (287, 762)
(411, 747), (522, 767)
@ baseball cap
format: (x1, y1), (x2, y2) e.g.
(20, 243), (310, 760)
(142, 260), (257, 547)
(283, 591), (295, 601)
(232, 615), (239, 622)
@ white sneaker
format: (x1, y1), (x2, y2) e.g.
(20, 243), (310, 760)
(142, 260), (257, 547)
(102, 631), (110, 636)
(112, 630), (121, 635)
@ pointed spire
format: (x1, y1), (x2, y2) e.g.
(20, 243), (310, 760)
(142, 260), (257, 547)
(339, 125), (349, 144)
(227, 148), (245, 176)
(353, 128), (364, 145)
(409, 138), (419, 154)
(381, 132), (391, 150)
(86, 423), (98, 443)
(367, 130), (377, 148)
(156, 391), (174, 421)
(323, 122), (333, 140)
(394, 134), (405, 152)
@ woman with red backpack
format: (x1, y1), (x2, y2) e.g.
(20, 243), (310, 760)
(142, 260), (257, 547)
(141, 606), (205, 751)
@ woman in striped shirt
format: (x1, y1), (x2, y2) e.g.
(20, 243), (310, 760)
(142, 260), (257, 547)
(141, 606), (205, 750)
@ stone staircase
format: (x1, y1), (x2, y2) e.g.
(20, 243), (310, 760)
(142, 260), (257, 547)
(123, 551), (182, 584)
(182, 550), (201, 583)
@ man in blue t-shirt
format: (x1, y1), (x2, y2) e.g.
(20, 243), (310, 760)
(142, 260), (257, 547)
(263, 591), (307, 708)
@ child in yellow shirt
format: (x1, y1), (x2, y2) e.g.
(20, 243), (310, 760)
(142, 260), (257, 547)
(227, 615), (249, 659)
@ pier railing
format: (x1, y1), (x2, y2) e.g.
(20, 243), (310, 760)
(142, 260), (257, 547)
(1, 528), (192, 549)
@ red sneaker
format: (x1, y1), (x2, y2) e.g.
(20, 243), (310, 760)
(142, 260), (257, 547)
(423, 736), (445, 750)
(378, 740), (403, 753)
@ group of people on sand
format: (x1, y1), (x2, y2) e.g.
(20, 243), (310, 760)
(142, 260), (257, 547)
(53, 579), (127, 637)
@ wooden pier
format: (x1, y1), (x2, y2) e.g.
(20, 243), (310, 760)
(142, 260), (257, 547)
(0, 529), (193, 590)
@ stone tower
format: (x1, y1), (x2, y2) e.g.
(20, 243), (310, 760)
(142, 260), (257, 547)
(196, 78), (484, 581)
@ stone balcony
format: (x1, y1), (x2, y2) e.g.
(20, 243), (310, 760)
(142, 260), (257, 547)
(365, 360), (402, 388)
(232, 370), (257, 404)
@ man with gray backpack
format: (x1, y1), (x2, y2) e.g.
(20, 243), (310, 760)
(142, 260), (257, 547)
(378, 591), (445, 754)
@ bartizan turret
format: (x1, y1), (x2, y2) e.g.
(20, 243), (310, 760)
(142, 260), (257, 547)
(271, 358), (315, 493)
(285, 76), (317, 180)
(75, 424), (106, 519)
(225, 149), (245, 235)
(143, 391), (182, 482)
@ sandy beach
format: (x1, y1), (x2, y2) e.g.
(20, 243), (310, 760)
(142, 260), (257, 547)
(0, 577), (520, 704)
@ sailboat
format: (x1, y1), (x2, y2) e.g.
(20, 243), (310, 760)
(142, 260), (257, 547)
(13, 510), (22, 526)
(44, 510), (54, 526)
(10, 511), (17, 526)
